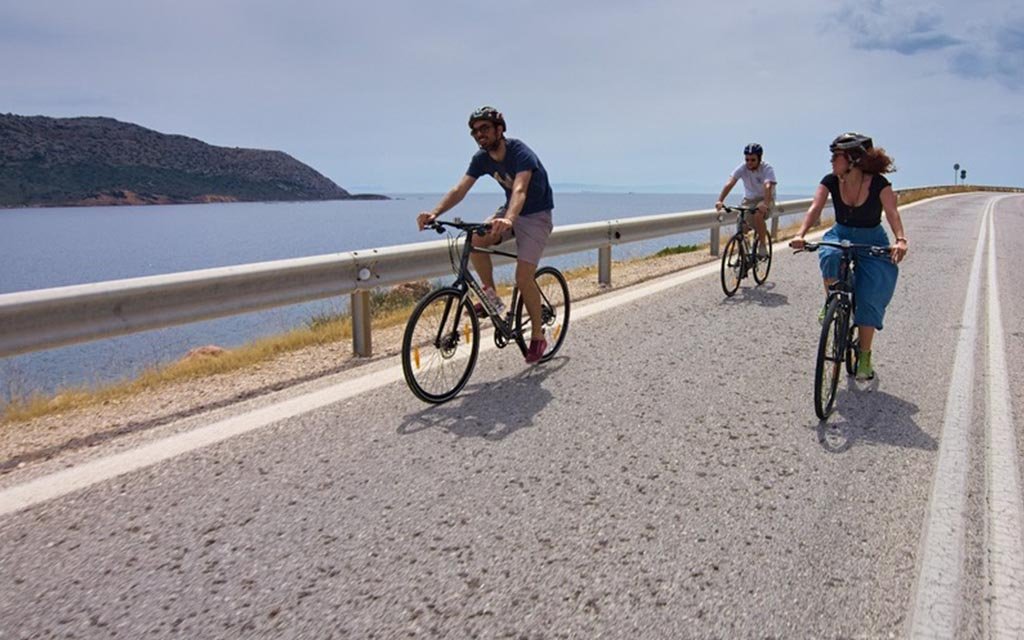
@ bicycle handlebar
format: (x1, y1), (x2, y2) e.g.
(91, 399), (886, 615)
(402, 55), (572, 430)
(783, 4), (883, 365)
(720, 205), (759, 214)
(428, 218), (493, 236)
(718, 204), (761, 223)
(795, 240), (891, 256)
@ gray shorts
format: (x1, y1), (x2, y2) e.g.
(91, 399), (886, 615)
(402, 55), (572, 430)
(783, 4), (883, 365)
(741, 196), (773, 217)
(489, 208), (553, 265)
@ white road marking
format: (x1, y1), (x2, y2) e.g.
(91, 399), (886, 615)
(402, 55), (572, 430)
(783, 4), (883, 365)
(908, 199), (989, 638)
(984, 197), (1024, 637)
(0, 368), (405, 517)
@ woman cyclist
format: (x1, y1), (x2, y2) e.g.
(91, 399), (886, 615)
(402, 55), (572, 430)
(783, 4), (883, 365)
(789, 132), (909, 381)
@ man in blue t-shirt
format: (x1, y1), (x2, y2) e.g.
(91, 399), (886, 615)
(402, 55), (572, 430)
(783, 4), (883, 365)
(417, 106), (554, 364)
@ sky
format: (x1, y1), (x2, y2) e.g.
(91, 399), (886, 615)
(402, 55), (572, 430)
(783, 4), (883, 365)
(2, 0), (1023, 194)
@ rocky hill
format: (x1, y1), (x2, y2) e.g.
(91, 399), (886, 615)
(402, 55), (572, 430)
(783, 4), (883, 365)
(0, 114), (377, 207)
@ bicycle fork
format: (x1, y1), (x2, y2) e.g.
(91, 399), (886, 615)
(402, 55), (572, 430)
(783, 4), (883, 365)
(827, 292), (853, 362)
(412, 295), (469, 371)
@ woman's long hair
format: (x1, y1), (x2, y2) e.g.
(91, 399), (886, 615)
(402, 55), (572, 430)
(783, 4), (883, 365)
(858, 147), (896, 174)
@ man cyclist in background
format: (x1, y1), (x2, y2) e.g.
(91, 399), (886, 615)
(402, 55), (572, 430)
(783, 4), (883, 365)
(416, 106), (555, 364)
(715, 143), (777, 255)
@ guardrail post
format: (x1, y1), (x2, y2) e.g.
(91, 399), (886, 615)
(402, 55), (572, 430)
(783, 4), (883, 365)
(351, 290), (372, 357)
(771, 215), (779, 239)
(598, 246), (612, 287)
(710, 225), (720, 257)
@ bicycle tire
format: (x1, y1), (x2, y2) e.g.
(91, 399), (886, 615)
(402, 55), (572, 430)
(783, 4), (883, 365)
(514, 266), (570, 363)
(720, 235), (743, 297)
(752, 233), (773, 284)
(401, 288), (479, 403)
(814, 297), (847, 419)
(845, 325), (859, 376)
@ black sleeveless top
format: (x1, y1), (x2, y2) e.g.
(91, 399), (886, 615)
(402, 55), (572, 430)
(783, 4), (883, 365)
(821, 173), (891, 228)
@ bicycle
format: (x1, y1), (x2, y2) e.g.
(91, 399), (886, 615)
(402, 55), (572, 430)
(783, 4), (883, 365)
(719, 205), (773, 296)
(401, 218), (570, 404)
(795, 240), (891, 419)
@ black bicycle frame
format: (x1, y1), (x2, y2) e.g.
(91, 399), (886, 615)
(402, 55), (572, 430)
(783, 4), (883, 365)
(723, 205), (759, 272)
(433, 221), (526, 347)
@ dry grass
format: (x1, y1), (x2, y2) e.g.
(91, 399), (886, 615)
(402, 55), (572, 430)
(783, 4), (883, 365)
(897, 184), (1023, 205)
(0, 318), (355, 424)
(1, 185), (1016, 424)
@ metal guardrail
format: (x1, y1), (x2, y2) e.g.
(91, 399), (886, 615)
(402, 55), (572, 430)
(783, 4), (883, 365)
(0, 197), (822, 359)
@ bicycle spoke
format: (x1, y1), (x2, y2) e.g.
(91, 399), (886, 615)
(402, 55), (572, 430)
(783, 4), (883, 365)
(720, 236), (743, 296)
(402, 290), (479, 403)
(515, 266), (570, 362)
(814, 298), (845, 419)
(753, 234), (773, 284)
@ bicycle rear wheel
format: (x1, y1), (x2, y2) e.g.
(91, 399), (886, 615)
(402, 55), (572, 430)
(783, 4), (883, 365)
(814, 297), (847, 419)
(515, 266), (570, 362)
(720, 235), (743, 297)
(752, 233), (773, 284)
(401, 288), (479, 403)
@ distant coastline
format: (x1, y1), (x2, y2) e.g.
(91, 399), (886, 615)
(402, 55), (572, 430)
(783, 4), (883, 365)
(0, 191), (389, 209)
(0, 114), (388, 208)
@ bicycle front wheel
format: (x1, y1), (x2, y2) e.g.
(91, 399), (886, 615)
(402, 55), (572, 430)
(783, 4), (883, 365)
(752, 233), (773, 284)
(514, 266), (570, 362)
(845, 325), (860, 376)
(720, 235), (743, 296)
(401, 288), (479, 403)
(814, 297), (847, 419)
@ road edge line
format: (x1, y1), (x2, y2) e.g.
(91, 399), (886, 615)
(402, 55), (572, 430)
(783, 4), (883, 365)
(985, 196), (1024, 636)
(908, 198), (990, 637)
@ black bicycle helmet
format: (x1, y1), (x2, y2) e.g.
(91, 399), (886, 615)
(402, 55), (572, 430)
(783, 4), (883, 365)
(743, 142), (763, 157)
(468, 105), (506, 130)
(829, 132), (873, 162)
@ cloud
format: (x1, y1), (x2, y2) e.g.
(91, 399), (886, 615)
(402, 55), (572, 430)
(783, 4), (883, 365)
(0, 10), (66, 45)
(830, 1), (1024, 90)
(949, 18), (1024, 89)
(832, 0), (961, 55)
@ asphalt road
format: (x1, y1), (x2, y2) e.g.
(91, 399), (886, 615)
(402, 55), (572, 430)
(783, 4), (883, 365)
(1, 193), (1021, 639)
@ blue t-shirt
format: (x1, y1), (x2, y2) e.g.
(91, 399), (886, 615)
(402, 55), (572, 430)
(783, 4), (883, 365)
(466, 138), (554, 216)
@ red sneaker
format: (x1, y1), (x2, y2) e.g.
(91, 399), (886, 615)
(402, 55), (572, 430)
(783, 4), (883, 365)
(524, 337), (548, 364)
